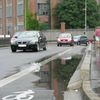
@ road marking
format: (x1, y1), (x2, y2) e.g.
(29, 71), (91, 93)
(2, 89), (35, 100)
(40, 48), (72, 65)
(0, 63), (41, 88)
(0, 48), (72, 88)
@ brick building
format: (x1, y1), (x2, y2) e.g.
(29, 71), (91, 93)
(0, 0), (99, 35)
(0, 0), (24, 36)
(0, 0), (59, 35)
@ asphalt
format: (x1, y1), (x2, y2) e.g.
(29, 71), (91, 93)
(1, 43), (100, 100)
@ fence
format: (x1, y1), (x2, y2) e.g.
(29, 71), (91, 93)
(0, 35), (10, 46)
(43, 29), (95, 42)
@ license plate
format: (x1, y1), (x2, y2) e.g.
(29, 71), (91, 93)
(18, 44), (26, 47)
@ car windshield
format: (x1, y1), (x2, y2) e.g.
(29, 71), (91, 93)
(59, 33), (71, 38)
(16, 31), (39, 38)
(74, 35), (81, 39)
(80, 36), (87, 39)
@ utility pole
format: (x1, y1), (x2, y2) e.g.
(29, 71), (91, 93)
(48, 0), (51, 29)
(85, 0), (87, 34)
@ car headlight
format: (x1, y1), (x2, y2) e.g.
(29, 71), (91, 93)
(10, 39), (16, 44)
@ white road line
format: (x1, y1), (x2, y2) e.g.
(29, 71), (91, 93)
(0, 63), (41, 88)
(0, 48), (72, 88)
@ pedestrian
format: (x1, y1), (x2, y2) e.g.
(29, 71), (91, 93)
(93, 35), (96, 44)
(83, 32), (85, 35)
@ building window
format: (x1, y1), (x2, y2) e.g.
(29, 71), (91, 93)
(6, 6), (12, 17)
(0, 8), (2, 18)
(6, 0), (12, 5)
(37, 3), (49, 15)
(17, 4), (24, 16)
(0, 24), (2, 34)
(17, 0), (23, 4)
(17, 24), (24, 31)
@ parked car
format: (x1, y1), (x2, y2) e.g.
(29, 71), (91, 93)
(10, 31), (47, 52)
(57, 33), (74, 46)
(73, 35), (81, 44)
(77, 35), (88, 46)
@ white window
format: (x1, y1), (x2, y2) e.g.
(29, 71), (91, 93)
(0, 8), (2, 18)
(17, 4), (24, 16)
(6, 6), (12, 17)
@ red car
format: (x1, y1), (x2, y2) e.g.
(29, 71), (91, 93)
(57, 33), (74, 46)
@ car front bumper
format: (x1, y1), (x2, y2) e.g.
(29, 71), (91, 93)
(11, 44), (37, 50)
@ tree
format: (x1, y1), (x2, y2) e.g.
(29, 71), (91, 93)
(26, 11), (39, 30)
(55, 0), (100, 29)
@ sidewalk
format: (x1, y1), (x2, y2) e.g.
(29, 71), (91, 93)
(91, 45), (100, 96)
(64, 90), (82, 100)
(64, 65), (83, 100)
(64, 43), (91, 100)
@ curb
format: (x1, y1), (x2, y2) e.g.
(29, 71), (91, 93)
(80, 43), (100, 100)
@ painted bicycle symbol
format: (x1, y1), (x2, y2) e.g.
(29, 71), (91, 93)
(2, 90), (35, 100)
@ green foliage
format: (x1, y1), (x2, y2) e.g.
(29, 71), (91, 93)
(26, 11), (39, 30)
(39, 23), (50, 30)
(55, 0), (100, 29)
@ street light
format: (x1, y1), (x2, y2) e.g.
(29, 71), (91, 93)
(85, 0), (87, 34)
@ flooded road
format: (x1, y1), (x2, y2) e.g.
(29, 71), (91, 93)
(0, 45), (86, 100)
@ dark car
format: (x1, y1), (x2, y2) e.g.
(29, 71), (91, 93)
(10, 31), (47, 52)
(57, 33), (74, 46)
(77, 35), (88, 46)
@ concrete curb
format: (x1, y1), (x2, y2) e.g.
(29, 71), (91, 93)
(67, 69), (82, 90)
(65, 43), (100, 100)
(80, 43), (100, 100)
(83, 81), (100, 100)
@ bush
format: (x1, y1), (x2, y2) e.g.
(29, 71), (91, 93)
(39, 23), (50, 30)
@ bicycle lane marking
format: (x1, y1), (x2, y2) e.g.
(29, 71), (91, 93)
(0, 48), (72, 88)
(2, 90), (35, 100)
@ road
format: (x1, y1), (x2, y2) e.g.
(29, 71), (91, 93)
(0, 44), (86, 100)
(0, 44), (70, 80)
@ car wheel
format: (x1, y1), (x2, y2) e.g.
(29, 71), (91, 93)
(86, 42), (88, 46)
(36, 44), (40, 52)
(60, 44), (62, 46)
(70, 43), (74, 46)
(57, 43), (59, 46)
(23, 49), (26, 52)
(43, 47), (46, 50)
(78, 42), (80, 45)
(77, 42), (79, 45)
(11, 48), (16, 52)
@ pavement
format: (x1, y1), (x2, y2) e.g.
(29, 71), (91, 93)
(64, 90), (82, 100)
(91, 45), (100, 96)
(64, 43), (100, 100)
(64, 69), (83, 100)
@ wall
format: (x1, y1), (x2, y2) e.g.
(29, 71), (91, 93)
(42, 29), (95, 41)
